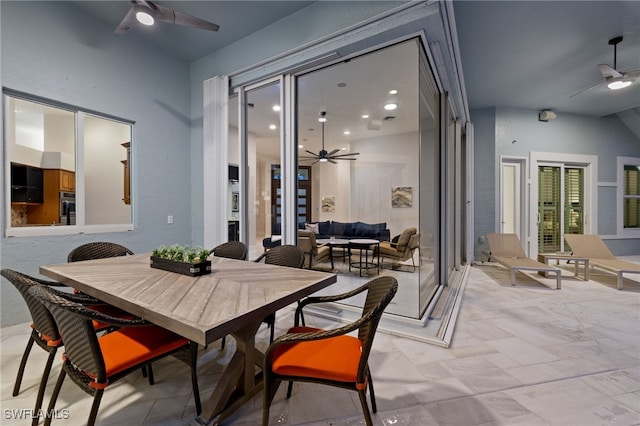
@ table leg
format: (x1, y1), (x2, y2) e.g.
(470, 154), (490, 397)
(194, 319), (263, 426)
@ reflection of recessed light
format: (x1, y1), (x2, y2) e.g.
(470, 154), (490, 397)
(344, 130), (350, 135)
(384, 103), (397, 111)
(362, 114), (369, 119)
(298, 144), (304, 149)
(272, 105), (281, 112)
(389, 89), (398, 94)
(269, 124), (277, 130)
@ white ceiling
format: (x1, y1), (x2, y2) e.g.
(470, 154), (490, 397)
(71, 1), (640, 124)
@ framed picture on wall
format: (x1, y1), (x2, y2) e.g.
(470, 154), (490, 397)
(392, 187), (412, 208)
(231, 192), (239, 212)
(322, 196), (335, 212)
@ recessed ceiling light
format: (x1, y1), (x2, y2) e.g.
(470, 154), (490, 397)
(389, 89), (398, 94)
(341, 147), (347, 151)
(384, 103), (397, 110)
(343, 130), (350, 135)
(272, 105), (281, 112)
(337, 83), (347, 88)
(362, 114), (369, 119)
(298, 144), (304, 149)
(269, 124), (277, 130)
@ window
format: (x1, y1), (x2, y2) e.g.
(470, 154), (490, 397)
(4, 93), (133, 236)
(622, 161), (640, 229)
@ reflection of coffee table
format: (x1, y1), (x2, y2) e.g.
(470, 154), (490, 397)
(349, 239), (380, 276)
(317, 238), (350, 269)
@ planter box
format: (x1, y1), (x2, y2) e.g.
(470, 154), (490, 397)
(150, 256), (212, 277)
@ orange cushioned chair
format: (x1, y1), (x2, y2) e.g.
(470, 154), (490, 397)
(29, 284), (201, 426)
(0, 269), (130, 426)
(262, 276), (398, 426)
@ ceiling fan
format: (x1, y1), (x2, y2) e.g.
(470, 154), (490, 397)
(299, 112), (359, 165)
(571, 36), (640, 97)
(115, 0), (220, 35)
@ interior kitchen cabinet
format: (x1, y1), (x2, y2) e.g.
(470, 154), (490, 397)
(11, 163), (44, 204)
(26, 169), (75, 225)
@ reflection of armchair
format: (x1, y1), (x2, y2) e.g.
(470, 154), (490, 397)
(298, 230), (331, 269)
(376, 227), (420, 271)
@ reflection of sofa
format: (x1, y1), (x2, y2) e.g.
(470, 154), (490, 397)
(263, 221), (390, 251)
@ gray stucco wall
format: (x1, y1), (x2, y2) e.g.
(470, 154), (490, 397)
(471, 108), (497, 260)
(1, 2), (193, 326)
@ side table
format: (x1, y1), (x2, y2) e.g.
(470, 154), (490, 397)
(537, 253), (589, 281)
(349, 239), (380, 277)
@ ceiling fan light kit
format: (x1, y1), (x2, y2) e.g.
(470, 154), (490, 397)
(135, 7), (155, 26)
(608, 79), (633, 90)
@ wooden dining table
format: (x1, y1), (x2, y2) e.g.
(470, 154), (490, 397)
(40, 253), (337, 425)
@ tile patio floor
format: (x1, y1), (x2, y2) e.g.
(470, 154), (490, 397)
(1, 260), (639, 425)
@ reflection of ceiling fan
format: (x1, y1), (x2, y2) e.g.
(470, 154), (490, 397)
(571, 36), (640, 97)
(115, 0), (220, 35)
(299, 112), (359, 164)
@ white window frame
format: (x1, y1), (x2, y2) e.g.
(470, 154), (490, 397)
(4, 92), (134, 237)
(617, 156), (640, 237)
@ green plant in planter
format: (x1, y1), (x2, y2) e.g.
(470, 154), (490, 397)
(152, 244), (210, 264)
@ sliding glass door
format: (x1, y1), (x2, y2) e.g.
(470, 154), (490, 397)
(538, 164), (585, 253)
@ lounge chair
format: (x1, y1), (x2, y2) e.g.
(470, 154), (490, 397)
(486, 233), (561, 289)
(564, 234), (640, 290)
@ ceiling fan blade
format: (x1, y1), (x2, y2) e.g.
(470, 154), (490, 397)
(154, 2), (220, 31)
(622, 69), (640, 78)
(569, 80), (604, 98)
(114, 6), (136, 34)
(327, 149), (341, 156)
(328, 159), (337, 164)
(304, 150), (318, 157)
(598, 64), (623, 79)
(331, 157), (358, 160)
(330, 152), (360, 158)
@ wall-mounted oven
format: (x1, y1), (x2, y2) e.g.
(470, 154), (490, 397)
(60, 191), (76, 225)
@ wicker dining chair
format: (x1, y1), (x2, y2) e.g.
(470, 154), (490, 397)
(29, 284), (201, 426)
(262, 276), (398, 426)
(211, 240), (248, 260)
(67, 241), (134, 262)
(254, 245), (306, 342)
(0, 269), (125, 426)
